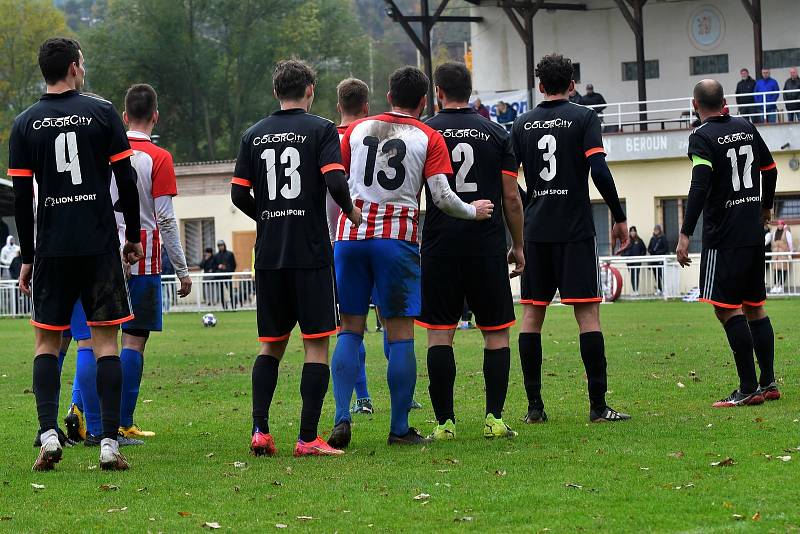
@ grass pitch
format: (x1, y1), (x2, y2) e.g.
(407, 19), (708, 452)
(0, 301), (798, 532)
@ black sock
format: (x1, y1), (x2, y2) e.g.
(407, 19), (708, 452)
(483, 347), (510, 419)
(299, 363), (329, 443)
(96, 356), (123, 440)
(252, 355), (280, 434)
(427, 345), (456, 424)
(518, 333), (543, 411)
(33, 354), (60, 434)
(749, 317), (775, 387)
(724, 315), (757, 394)
(579, 332), (608, 412)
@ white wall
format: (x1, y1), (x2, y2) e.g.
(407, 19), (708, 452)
(472, 0), (800, 103)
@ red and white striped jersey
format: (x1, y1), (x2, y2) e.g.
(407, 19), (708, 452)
(337, 112), (452, 243)
(111, 131), (178, 274)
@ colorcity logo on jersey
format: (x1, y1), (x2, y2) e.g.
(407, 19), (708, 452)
(32, 115), (93, 130)
(253, 132), (307, 145)
(43, 194), (97, 207)
(438, 128), (491, 141)
(523, 118), (573, 130)
(716, 132), (754, 145)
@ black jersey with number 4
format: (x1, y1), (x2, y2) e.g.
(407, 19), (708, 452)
(687, 115), (775, 249)
(512, 100), (605, 243)
(7, 90), (133, 257)
(423, 108), (518, 257)
(232, 108), (344, 269)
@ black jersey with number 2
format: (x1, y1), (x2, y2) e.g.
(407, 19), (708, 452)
(423, 108), (518, 257)
(232, 108), (344, 270)
(687, 115), (775, 249)
(7, 90), (133, 257)
(512, 100), (605, 243)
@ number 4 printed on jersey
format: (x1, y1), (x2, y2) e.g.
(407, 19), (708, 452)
(55, 131), (82, 185)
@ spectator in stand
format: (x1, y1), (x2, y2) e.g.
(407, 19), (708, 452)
(581, 84), (607, 121)
(754, 68), (780, 123)
(568, 86), (582, 104)
(1, 236), (20, 279)
(213, 240), (237, 310)
(735, 68), (757, 121)
(473, 98), (490, 119)
(647, 224), (668, 295)
(200, 247), (216, 305)
(771, 221), (793, 293)
(784, 67), (800, 122)
(495, 100), (517, 131)
(9, 249), (22, 281)
(619, 226), (647, 295)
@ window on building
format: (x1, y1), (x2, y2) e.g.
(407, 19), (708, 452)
(764, 48), (800, 69)
(658, 198), (702, 253)
(690, 54), (729, 76)
(774, 194), (800, 220)
(592, 200), (627, 255)
(621, 60), (659, 81)
(182, 218), (216, 267)
(573, 63), (581, 84)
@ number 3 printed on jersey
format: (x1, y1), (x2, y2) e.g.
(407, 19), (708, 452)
(261, 147), (301, 200)
(538, 134), (557, 181)
(55, 132), (82, 185)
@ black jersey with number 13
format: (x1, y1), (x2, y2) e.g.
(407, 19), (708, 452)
(511, 100), (605, 243)
(232, 108), (344, 270)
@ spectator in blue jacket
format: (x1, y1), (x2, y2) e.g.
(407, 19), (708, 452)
(754, 68), (780, 123)
(495, 101), (517, 132)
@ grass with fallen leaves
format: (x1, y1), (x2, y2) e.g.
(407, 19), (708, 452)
(0, 300), (798, 532)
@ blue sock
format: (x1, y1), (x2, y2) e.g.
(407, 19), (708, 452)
(70, 365), (82, 411)
(331, 332), (363, 425)
(57, 350), (66, 373)
(119, 348), (143, 428)
(383, 330), (389, 360)
(387, 339), (416, 436)
(75, 348), (101, 436)
(354, 342), (370, 399)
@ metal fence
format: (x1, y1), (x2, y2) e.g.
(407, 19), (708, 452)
(1, 256), (798, 319)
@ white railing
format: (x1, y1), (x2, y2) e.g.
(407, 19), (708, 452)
(583, 89), (800, 132)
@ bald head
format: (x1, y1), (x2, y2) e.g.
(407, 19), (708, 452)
(693, 79), (724, 112)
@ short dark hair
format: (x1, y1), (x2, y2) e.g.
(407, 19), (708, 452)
(693, 79), (724, 111)
(38, 37), (81, 85)
(740, 68), (749, 73)
(434, 62), (472, 102)
(337, 78), (369, 115)
(535, 54), (574, 96)
(389, 66), (429, 109)
(125, 84), (158, 122)
(273, 60), (316, 100)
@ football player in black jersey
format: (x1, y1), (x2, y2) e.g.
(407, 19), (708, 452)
(420, 62), (524, 440)
(512, 54), (630, 423)
(677, 79), (780, 407)
(230, 60), (361, 457)
(9, 38), (143, 470)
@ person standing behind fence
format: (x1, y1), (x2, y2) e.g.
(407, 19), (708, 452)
(754, 68), (780, 124)
(581, 84), (607, 122)
(648, 224), (668, 295)
(735, 69), (757, 121)
(784, 68), (800, 122)
(770, 221), (793, 293)
(473, 98), (490, 120)
(214, 240), (237, 310)
(1, 236), (20, 278)
(619, 226), (647, 295)
(200, 247), (215, 304)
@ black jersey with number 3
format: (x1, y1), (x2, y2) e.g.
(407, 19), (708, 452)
(687, 115), (775, 249)
(512, 100), (605, 243)
(232, 108), (344, 269)
(7, 90), (133, 257)
(423, 108), (518, 257)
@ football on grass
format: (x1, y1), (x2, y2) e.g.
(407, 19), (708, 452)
(202, 313), (217, 327)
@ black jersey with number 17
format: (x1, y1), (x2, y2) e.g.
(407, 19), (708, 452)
(232, 108), (344, 270)
(511, 100), (605, 243)
(687, 115), (775, 249)
(423, 108), (518, 257)
(7, 90), (133, 257)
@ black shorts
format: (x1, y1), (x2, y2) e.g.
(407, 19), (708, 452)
(418, 255), (515, 331)
(32, 251), (132, 330)
(700, 246), (766, 308)
(520, 238), (601, 306)
(255, 267), (337, 341)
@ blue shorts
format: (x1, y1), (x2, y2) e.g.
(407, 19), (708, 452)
(64, 300), (91, 341)
(334, 239), (421, 319)
(123, 274), (163, 332)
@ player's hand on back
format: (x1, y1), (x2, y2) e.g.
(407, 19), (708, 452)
(347, 205), (363, 227)
(123, 241), (144, 265)
(675, 233), (692, 267)
(507, 245), (525, 278)
(612, 221), (630, 253)
(178, 275), (193, 298)
(18, 263), (33, 296)
(471, 200), (494, 221)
